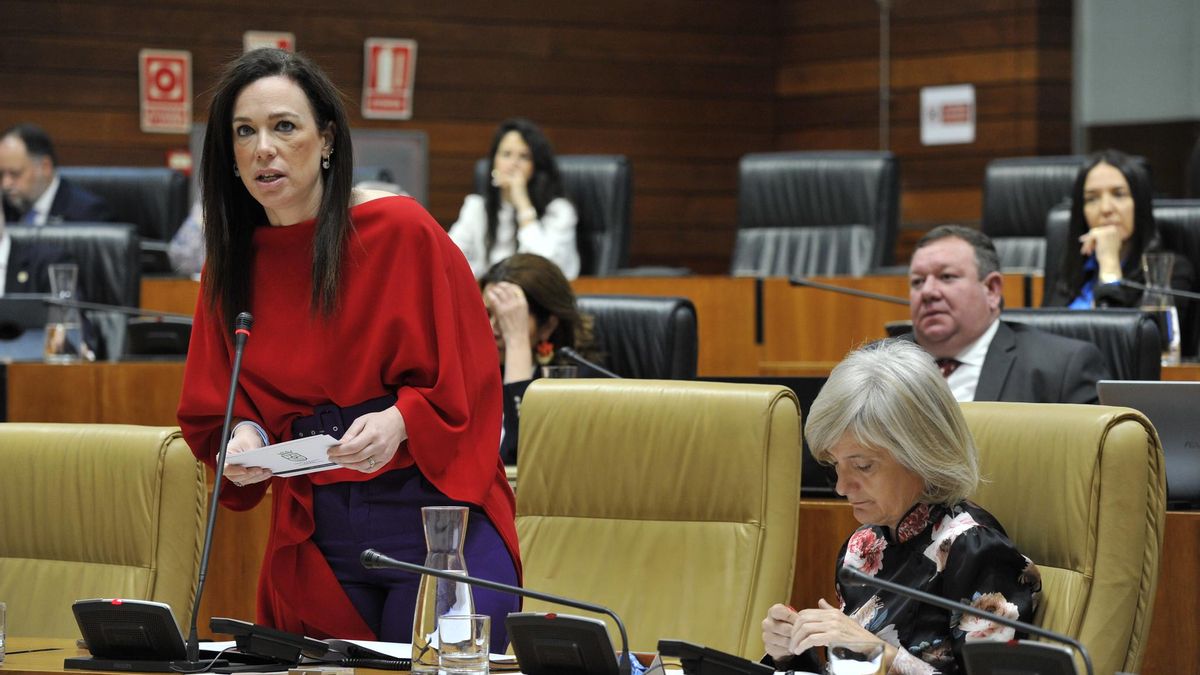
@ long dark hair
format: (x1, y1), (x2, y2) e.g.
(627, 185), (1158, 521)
(480, 253), (594, 360)
(1056, 149), (1157, 302)
(200, 48), (354, 330)
(482, 118), (565, 252)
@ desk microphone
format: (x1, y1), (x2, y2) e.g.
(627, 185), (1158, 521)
(788, 277), (909, 306)
(175, 311), (254, 671)
(359, 548), (633, 675)
(838, 566), (1093, 675)
(1116, 279), (1200, 302)
(559, 346), (622, 378)
(43, 296), (193, 320)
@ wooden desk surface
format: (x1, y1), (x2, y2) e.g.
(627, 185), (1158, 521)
(0, 638), (84, 674)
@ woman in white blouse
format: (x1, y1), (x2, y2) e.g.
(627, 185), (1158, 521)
(448, 118), (579, 280)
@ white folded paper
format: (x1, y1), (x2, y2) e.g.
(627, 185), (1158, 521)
(225, 434), (341, 477)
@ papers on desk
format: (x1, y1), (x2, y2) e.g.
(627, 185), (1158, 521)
(225, 435), (341, 477)
(310, 641), (517, 672)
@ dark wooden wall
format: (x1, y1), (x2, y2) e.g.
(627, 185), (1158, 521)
(777, 0), (1072, 258)
(0, 0), (1073, 272)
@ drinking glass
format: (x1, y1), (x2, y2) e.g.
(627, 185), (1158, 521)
(438, 613), (490, 674)
(0, 600), (7, 663)
(1140, 252), (1181, 365)
(44, 263), (82, 363)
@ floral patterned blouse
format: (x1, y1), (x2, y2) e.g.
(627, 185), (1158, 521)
(794, 501), (1041, 674)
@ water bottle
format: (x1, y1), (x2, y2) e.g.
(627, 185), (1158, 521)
(411, 506), (474, 674)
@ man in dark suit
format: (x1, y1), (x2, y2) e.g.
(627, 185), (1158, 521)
(907, 225), (1108, 403)
(3, 225), (72, 294)
(0, 123), (113, 225)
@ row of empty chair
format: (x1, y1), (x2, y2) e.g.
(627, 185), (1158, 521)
(42, 154), (1200, 279)
(26, 153), (1200, 361)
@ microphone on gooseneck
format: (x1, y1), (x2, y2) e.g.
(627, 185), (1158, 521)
(558, 346), (622, 379)
(176, 311), (254, 670)
(788, 277), (910, 306)
(837, 566), (1093, 675)
(1116, 278), (1200, 302)
(359, 548), (633, 675)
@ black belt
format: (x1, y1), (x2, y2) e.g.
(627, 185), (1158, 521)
(292, 394), (397, 441)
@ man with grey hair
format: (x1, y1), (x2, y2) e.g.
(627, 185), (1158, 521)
(907, 225), (1107, 403)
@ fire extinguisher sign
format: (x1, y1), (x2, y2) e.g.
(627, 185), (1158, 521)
(139, 49), (192, 134)
(362, 38), (417, 120)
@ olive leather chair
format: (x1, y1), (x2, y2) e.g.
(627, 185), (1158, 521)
(0, 424), (207, 638)
(514, 379), (803, 659)
(962, 402), (1165, 675)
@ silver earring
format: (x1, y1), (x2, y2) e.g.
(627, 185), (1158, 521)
(322, 156), (330, 170)
(233, 166), (240, 177)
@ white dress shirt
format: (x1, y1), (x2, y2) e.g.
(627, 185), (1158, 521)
(0, 230), (10, 295)
(447, 194), (580, 280)
(945, 318), (1001, 402)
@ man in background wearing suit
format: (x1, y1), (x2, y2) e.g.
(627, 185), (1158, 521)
(908, 225), (1108, 403)
(0, 218), (72, 295)
(0, 123), (113, 225)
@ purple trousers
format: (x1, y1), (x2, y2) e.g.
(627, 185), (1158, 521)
(311, 467), (520, 649)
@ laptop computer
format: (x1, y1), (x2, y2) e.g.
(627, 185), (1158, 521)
(1098, 380), (1200, 508)
(0, 294), (50, 361)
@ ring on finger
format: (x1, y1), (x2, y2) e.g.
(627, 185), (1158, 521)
(368, 457), (377, 470)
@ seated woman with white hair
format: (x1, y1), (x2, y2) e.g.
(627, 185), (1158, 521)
(762, 339), (1041, 674)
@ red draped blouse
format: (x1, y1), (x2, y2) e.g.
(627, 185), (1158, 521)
(178, 195), (518, 639)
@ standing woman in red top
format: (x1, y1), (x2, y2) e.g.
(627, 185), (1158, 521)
(177, 48), (520, 648)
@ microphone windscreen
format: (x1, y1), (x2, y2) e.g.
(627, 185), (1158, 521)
(235, 311), (254, 332)
(360, 548), (391, 569)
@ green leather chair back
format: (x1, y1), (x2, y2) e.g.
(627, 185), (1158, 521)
(515, 379), (802, 659)
(963, 403), (1165, 675)
(0, 424), (207, 638)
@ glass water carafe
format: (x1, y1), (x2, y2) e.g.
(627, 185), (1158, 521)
(44, 263), (82, 363)
(1140, 252), (1181, 366)
(411, 505), (474, 674)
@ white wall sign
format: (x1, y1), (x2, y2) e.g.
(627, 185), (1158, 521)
(362, 38), (418, 120)
(139, 49), (192, 134)
(920, 84), (976, 146)
(244, 31), (295, 52)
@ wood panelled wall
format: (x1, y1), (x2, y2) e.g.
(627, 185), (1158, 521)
(0, 0), (1072, 272)
(777, 0), (1072, 258)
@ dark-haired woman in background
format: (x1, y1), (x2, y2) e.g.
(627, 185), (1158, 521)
(449, 118), (579, 280)
(1046, 149), (1193, 308)
(479, 253), (595, 463)
(176, 48), (519, 648)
